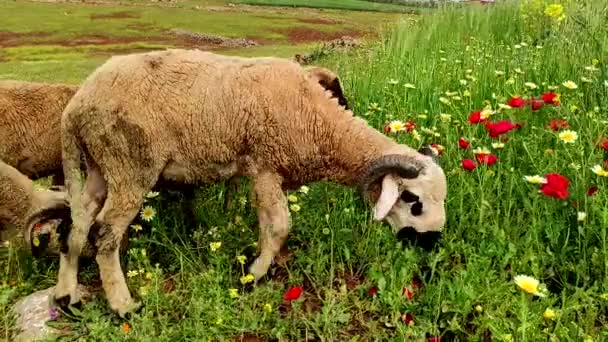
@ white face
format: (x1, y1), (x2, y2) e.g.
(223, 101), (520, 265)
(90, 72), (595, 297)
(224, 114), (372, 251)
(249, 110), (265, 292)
(372, 160), (447, 235)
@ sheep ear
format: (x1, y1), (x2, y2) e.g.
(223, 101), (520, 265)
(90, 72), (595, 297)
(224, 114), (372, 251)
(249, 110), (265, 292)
(373, 174), (400, 221)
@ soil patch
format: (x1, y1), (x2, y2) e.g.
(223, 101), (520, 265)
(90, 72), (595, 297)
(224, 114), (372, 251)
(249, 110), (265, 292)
(90, 11), (139, 20)
(0, 31), (53, 47)
(283, 27), (365, 44)
(297, 18), (337, 25)
(169, 29), (259, 48)
(231, 333), (266, 342)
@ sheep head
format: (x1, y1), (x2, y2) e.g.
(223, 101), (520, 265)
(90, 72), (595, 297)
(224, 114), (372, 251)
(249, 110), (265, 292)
(23, 191), (72, 257)
(359, 145), (447, 250)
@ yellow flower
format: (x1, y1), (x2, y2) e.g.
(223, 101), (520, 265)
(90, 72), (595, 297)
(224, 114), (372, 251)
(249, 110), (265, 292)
(288, 195), (298, 203)
(215, 317), (224, 325)
(387, 78), (399, 85)
(440, 114), (452, 122)
(228, 288), (240, 299)
(404, 83), (416, 89)
(459, 79), (468, 86)
(498, 104), (512, 110)
(524, 175), (548, 184)
(411, 129), (421, 141)
(131, 224), (143, 232)
(544, 4), (564, 18)
(558, 130), (578, 143)
(514, 274), (545, 297)
(491, 142), (505, 149)
(463, 90), (471, 97)
(591, 165), (608, 177)
(475, 305), (483, 313)
(210, 242), (222, 252)
(581, 76), (593, 83)
(543, 308), (557, 320)
(445, 91), (458, 97)
(290, 204), (301, 212)
(577, 212), (587, 222)
(562, 80), (578, 89)
(473, 147), (490, 155)
(368, 103), (381, 111)
(298, 185), (309, 194)
(127, 270), (139, 278)
(584, 336), (593, 342)
(524, 82), (538, 89)
(480, 109), (494, 120)
(439, 97), (451, 105)
(240, 273), (255, 284)
(388, 120), (405, 133)
(263, 303), (273, 313)
(495, 70), (505, 76)
(236, 255), (247, 265)
(600, 293), (608, 300)
(145, 191), (160, 199)
(140, 206), (156, 222)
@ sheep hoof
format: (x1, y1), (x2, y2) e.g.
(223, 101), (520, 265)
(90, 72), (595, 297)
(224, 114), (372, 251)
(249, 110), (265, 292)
(51, 295), (82, 316)
(113, 301), (143, 320)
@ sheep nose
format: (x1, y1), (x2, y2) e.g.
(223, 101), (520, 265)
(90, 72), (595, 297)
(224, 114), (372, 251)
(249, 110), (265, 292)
(397, 227), (441, 251)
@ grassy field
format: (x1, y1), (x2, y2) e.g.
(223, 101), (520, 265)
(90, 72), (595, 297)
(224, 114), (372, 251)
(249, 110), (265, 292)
(2, 0), (608, 341)
(235, 0), (421, 13)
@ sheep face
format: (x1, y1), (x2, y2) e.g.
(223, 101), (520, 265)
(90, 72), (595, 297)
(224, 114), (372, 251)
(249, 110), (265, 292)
(360, 147), (447, 250)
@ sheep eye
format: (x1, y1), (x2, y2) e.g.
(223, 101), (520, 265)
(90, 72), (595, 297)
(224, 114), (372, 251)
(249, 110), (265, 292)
(411, 202), (423, 216)
(401, 190), (419, 203)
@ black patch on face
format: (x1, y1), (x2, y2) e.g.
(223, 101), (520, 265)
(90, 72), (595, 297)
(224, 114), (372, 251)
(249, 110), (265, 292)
(400, 190), (419, 203)
(397, 226), (441, 251)
(418, 145), (435, 157)
(411, 202), (423, 216)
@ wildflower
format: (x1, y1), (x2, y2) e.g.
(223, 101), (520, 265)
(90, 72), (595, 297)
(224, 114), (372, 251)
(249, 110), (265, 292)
(480, 109), (494, 120)
(498, 104), (512, 110)
(402, 287), (414, 300)
(507, 97), (526, 108)
(49, 307), (59, 321)
(387, 120), (406, 133)
(462, 159), (476, 171)
(541, 92), (560, 105)
(439, 97), (451, 105)
(459, 79), (468, 86)
(485, 120), (519, 138)
(240, 273), (255, 284)
(475, 153), (497, 166)
(369, 103), (381, 111)
(145, 191), (160, 199)
(600, 138), (608, 151)
(428, 337), (441, 342)
(463, 90), (471, 97)
(299, 185), (309, 194)
(458, 137), (470, 149)
(543, 308), (557, 320)
(558, 130), (578, 143)
(387, 78), (399, 85)
(506, 78), (515, 85)
(475, 305), (483, 313)
(404, 83), (416, 89)
(122, 323), (131, 333)
(524, 82), (538, 89)
(577, 212), (587, 222)
(530, 98), (544, 111)
(581, 76), (593, 83)
(548, 119), (569, 132)
(587, 187), (599, 196)
(445, 91), (458, 97)
(562, 80), (578, 89)
(290, 204), (301, 212)
(468, 111), (485, 124)
(473, 147), (491, 155)
(402, 312), (415, 326)
(368, 286), (378, 296)
(288, 194), (298, 203)
(263, 303), (273, 313)
(492, 142), (505, 149)
(140, 206), (156, 222)
(131, 224), (143, 232)
(411, 129), (421, 141)
(283, 285), (303, 301)
(544, 4), (564, 18)
(591, 165), (608, 177)
(540, 173), (570, 200)
(127, 270), (139, 278)
(440, 114), (452, 122)
(236, 255), (247, 265)
(495, 70), (505, 76)
(524, 175), (547, 184)
(405, 120), (416, 132)
(514, 274), (545, 297)
(210, 242), (222, 252)
(215, 317), (224, 325)
(229, 288), (240, 299)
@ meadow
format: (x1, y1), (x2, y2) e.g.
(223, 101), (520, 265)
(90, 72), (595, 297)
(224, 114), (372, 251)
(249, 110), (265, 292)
(2, 0), (608, 341)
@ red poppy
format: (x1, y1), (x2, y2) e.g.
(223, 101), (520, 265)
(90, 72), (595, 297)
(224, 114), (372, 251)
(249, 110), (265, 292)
(604, 160), (608, 168)
(402, 287), (413, 300)
(411, 278), (421, 290)
(283, 286), (303, 301)
(600, 138), (608, 151)
(548, 119), (569, 132)
(428, 337), (441, 342)
(507, 96), (526, 108)
(402, 313), (414, 326)
(530, 98), (544, 111)
(540, 173), (570, 200)
(458, 137), (470, 149)
(475, 153), (498, 166)
(468, 111), (486, 124)
(405, 120), (416, 132)
(383, 124), (391, 134)
(485, 120), (518, 138)
(368, 286), (378, 296)
(462, 159), (477, 171)
(541, 92), (560, 105)
(587, 187), (599, 196)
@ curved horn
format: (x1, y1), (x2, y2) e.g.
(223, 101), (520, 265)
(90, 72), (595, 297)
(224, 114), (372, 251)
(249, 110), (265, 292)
(24, 195), (72, 254)
(358, 154), (425, 198)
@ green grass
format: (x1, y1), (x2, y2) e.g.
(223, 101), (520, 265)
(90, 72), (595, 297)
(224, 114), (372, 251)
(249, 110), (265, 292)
(2, 0), (608, 341)
(236, 0), (421, 13)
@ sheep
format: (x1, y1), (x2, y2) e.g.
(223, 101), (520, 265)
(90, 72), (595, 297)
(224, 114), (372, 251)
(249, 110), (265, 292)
(46, 49), (446, 317)
(0, 158), (72, 256)
(0, 80), (79, 185)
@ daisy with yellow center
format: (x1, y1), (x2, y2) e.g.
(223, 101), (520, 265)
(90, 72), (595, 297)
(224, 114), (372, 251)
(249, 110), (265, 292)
(140, 206), (156, 222)
(388, 120), (405, 133)
(558, 130), (578, 143)
(514, 274), (545, 297)
(562, 80), (578, 89)
(591, 165), (608, 177)
(524, 175), (547, 184)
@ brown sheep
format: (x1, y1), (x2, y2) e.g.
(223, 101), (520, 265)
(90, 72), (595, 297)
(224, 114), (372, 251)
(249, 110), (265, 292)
(0, 80), (78, 185)
(47, 49), (446, 317)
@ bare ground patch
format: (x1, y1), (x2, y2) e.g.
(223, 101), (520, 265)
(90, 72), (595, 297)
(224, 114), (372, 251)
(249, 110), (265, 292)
(90, 11), (140, 20)
(0, 31), (53, 47)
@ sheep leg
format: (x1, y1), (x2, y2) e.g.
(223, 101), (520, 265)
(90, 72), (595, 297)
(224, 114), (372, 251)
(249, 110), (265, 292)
(54, 165), (106, 308)
(248, 172), (289, 281)
(94, 188), (146, 318)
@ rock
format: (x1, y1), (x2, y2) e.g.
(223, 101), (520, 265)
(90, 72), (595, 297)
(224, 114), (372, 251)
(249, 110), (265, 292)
(12, 285), (92, 342)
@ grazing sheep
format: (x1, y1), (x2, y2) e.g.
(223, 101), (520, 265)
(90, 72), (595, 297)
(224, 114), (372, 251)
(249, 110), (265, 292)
(0, 80), (79, 185)
(49, 49), (446, 316)
(0, 158), (71, 255)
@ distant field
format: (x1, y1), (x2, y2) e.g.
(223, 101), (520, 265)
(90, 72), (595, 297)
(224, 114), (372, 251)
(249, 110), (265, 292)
(236, 0), (421, 13)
